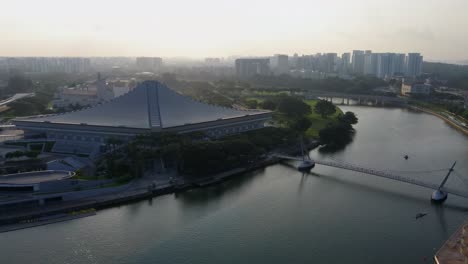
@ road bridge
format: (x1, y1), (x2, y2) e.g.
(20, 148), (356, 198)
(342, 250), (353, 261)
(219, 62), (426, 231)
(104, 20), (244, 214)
(304, 92), (407, 106)
(0, 93), (35, 107)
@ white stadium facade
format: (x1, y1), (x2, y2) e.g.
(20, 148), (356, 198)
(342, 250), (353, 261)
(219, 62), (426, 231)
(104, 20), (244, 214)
(12, 81), (271, 156)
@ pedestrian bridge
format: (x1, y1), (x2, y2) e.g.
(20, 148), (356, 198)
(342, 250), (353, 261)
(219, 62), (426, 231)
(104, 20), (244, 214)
(272, 154), (468, 199)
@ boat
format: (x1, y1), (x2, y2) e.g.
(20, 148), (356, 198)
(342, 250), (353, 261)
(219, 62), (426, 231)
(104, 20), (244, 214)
(415, 212), (428, 219)
(404, 155), (409, 160)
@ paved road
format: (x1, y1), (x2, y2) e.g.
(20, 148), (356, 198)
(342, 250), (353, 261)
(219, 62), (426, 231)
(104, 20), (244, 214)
(0, 93), (35, 107)
(0, 171), (70, 184)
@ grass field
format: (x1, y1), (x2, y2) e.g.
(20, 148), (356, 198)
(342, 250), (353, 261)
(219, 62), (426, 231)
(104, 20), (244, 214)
(252, 90), (291, 96)
(305, 100), (343, 138)
(244, 97), (264, 103)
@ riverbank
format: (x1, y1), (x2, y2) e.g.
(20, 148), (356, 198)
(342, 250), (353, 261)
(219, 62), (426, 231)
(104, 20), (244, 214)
(0, 141), (318, 227)
(409, 105), (468, 135)
(0, 210), (96, 233)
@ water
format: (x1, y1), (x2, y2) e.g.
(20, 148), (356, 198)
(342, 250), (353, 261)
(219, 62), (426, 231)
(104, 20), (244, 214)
(1, 106), (467, 264)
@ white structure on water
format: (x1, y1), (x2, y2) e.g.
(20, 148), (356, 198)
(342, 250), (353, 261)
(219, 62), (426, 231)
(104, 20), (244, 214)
(13, 81), (271, 156)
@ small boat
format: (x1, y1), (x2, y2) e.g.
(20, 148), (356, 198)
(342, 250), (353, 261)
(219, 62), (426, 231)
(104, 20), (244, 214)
(404, 155), (409, 160)
(415, 212), (427, 219)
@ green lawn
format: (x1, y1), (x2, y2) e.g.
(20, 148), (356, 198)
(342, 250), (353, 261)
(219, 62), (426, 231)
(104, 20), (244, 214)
(252, 90), (290, 96)
(244, 97), (264, 103)
(304, 100), (343, 138)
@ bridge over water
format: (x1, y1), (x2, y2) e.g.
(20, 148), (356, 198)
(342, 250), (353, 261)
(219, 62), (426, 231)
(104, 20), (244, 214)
(304, 92), (407, 106)
(273, 154), (468, 200)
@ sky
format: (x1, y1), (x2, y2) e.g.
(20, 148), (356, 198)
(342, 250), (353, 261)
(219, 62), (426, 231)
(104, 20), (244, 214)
(1, 0), (468, 61)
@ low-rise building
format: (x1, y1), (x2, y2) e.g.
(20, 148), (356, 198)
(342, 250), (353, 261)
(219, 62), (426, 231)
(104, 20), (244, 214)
(53, 77), (136, 109)
(401, 81), (432, 96)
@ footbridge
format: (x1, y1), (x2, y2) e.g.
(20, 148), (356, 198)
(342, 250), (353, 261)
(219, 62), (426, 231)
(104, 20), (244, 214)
(273, 154), (468, 199)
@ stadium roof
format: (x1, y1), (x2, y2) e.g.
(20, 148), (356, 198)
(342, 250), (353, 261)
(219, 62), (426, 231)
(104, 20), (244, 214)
(17, 81), (269, 129)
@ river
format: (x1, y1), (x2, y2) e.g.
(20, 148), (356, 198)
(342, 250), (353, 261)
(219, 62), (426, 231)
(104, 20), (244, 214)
(0, 106), (467, 264)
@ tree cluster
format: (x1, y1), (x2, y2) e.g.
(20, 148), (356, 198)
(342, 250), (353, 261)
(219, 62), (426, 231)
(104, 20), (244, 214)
(423, 62), (468, 90)
(243, 75), (387, 94)
(314, 100), (336, 118)
(5, 150), (39, 159)
(319, 111), (358, 147)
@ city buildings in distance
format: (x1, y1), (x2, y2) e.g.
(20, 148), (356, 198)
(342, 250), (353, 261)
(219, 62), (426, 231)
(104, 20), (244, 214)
(234, 51), (423, 80)
(135, 57), (163, 72)
(0, 50), (424, 80)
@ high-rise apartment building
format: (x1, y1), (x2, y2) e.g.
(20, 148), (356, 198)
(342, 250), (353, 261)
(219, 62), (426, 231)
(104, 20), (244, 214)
(135, 57), (163, 72)
(2, 57), (91, 73)
(235, 58), (270, 78)
(405, 53), (423, 78)
(364, 52), (379, 76)
(376, 53), (391, 78)
(352, 50), (365, 74)
(390, 54), (406, 76)
(323, 53), (337, 73)
(270, 54), (289, 75)
(340, 52), (351, 73)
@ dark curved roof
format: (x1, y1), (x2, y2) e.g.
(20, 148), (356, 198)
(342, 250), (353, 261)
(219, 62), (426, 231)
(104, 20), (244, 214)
(17, 81), (270, 129)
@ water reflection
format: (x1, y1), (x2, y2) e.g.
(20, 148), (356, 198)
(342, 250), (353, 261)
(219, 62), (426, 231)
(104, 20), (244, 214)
(175, 169), (262, 207)
(317, 132), (355, 154)
(279, 161), (468, 211)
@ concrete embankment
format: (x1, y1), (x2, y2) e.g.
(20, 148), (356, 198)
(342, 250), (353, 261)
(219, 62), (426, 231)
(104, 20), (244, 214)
(0, 141), (318, 228)
(0, 211), (96, 233)
(0, 186), (175, 226)
(409, 106), (468, 136)
(0, 159), (282, 227)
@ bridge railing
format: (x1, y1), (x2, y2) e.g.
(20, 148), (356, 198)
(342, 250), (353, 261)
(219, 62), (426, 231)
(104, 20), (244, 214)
(273, 154), (468, 198)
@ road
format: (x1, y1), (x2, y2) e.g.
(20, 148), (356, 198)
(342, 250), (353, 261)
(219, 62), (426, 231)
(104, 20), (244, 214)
(0, 93), (35, 107)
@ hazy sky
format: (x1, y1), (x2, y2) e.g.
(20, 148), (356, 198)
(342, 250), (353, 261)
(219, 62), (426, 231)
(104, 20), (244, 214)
(2, 0), (468, 61)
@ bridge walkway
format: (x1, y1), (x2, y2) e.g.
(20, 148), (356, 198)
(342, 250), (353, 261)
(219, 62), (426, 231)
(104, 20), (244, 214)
(273, 154), (468, 199)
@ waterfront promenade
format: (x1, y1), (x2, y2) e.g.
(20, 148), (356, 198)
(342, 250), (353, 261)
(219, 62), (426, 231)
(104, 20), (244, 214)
(409, 106), (468, 136)
(0, 157), (280, 227)
(435, 222), (468, 264)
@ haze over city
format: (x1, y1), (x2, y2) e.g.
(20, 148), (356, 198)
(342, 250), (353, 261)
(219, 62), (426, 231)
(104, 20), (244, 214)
(1, 1), (468, 264)
(2, 0), (468, 62)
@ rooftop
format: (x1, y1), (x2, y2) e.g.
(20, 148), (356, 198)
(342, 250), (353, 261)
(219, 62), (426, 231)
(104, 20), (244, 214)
(0, 171), (72, 185)
(15, 81), (270, 129)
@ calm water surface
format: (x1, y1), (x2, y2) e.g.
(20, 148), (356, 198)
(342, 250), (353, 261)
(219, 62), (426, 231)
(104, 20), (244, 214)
(0, 106), (467, 264)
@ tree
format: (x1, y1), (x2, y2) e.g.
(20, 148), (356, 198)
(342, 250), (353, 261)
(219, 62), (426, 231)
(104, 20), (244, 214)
(260, 99), (277, 110)
(339, 111), (358, 125)
(314, 100), (336, 118)
(6, 75), (33, 94)
(277, 96), (311, 117)
(291, 117), (312, 133)
(245, 100), (258, 109)
(319, 122), (353, 146)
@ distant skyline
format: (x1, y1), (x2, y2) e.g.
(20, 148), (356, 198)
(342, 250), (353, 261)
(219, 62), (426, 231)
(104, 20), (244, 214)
(2, 0), (468, 62)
